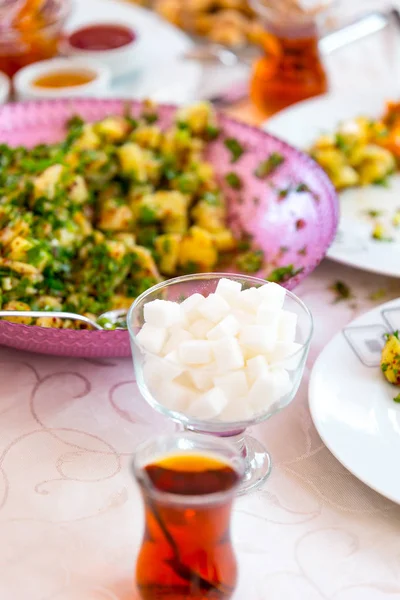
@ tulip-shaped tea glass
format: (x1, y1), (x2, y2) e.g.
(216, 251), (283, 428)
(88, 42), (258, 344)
(132, 432), (244, 600)
(128, 273), (313, 494)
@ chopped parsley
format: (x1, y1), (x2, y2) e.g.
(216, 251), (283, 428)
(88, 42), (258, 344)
(393, 393), (400, 403)
(162, 238), (171, 253)
(206, 125), (220, 140)
(225, 172), (242, 190)
(268, 264), (303, 283)
(138, 205), (158, 224)
(143, 112), (158, 124)
(224, 138), (245, 163)
(254, 153), (284, 179)
(236, 250), (264, 273)
(296, 182), (310, 193)
(331, 280), (352, 303)
(278, 187), (290, 200)
(366, 209), (382, 218)
(381, 362), (389, 372)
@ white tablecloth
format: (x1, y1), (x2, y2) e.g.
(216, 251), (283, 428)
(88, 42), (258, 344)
(2, 2), (400, 599)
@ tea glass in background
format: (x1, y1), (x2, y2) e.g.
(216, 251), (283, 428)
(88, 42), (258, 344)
(128, 274), (313, 495)
(0, 0), (70, 77)
(132, 433), (244, 600)
(249, 0), (334, 114)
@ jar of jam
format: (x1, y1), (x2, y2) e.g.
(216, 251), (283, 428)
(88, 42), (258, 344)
(0, 0), (71, 78)
(249, 0), (332, 115)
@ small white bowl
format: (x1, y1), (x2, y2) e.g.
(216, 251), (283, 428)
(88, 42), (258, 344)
(13, 58), (111, 101)
(62, 22), (139, 78)
(0, 71), (10, 104)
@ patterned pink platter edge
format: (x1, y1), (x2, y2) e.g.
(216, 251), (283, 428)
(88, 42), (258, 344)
(0, 98), (338, 357)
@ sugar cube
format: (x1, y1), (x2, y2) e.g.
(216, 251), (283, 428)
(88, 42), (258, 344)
(239, 325), (276, 355)
(144, 299), (182, 328)
(163, 328), (194, 354)
(207, 315), (239, 340)
(198, 293), (230, 323)
(190, 368), (214, 391)
(219, 399), (254, 422)
(232, 309), (255, 326)
(190, 318), (214, 339)
(258, 282), (286, 309)
(136, 323), (167, 354)
(213, 370), (248, 398)
(256, 303), (280, 327)
(215, 278), (242, 303)
(181, 293), (205, 323)
(143, 357), (161, 388)
(179, 340), (213, 365)
(187, 387), (228, 419)
(238, 288), (261, 312)
(246, 355), (269, 385)
(212, 337), (244, 372)
(278, 310), (298, 343)
(248, 367), (291, 413)
(269, 342), (303, 370)
(147, 353), (183, 381)
(154, 379), (197, 412)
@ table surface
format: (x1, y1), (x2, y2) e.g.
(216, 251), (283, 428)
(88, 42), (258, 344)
(3, 1), (400, 599)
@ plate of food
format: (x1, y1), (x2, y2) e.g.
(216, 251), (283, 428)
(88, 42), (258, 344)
(265, 90), (400, 278)
(309, 298), (400, 504)
(0, 98), (337, 357)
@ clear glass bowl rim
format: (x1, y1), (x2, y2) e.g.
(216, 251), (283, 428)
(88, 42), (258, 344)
(127, 272), (314, 365)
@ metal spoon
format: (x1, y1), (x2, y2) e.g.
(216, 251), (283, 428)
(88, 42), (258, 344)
(0, 308), (128, 330)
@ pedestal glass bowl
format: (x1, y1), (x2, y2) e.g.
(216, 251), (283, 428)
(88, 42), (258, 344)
(128, 273), (313, 494)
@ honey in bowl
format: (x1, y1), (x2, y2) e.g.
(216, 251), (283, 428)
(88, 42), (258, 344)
(136, 452), (240, 600)
(32, 69), (97, 88)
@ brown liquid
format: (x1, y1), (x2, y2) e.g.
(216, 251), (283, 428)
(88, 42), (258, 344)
(136, 453), (239, 600)
(250, 32), (328, 115)
(33, 70), (96, 89)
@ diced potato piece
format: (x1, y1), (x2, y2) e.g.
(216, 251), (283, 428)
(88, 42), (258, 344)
(132, 125), (163, 150)
(7, 236), (33, 261)
(98, 200), (133, 231)
(95, 116), (130, 142)
(331, 166), (359, 189)
(312, 148), (345, 170)
(111, 294), (135, 309)
(36, 296), (63, 310)
(191, 200), (225, 232)
(35, 316), (63, 328)
(33, 164), (64, 199)
(179, 226), (218, 271)
(68, 175), (89, 204)
(312, 134), (336, 149)
(106, 240), (127, 261)
(2, 301), (32, 325)
(74, 212), (93, 236)
(381, 332), (400, 385)
(155, 233), (182, 275)
(176, 101), (217, 136)
(212, 229), (236, 252)
(0, 257), (38, 276)
(117, 143), (160, 182)
(73, 124), (101, 150)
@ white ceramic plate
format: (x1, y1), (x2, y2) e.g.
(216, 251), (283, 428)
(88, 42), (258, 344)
(67, 0), (201, 104)
(264, 90), (400, 278)
(309, 298), (400, 504)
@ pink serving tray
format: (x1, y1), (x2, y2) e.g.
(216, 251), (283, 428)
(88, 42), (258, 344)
(0, 98), (338, 357)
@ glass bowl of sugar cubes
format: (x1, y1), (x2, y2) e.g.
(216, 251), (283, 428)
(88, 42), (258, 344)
(128, 273), (313, 494)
